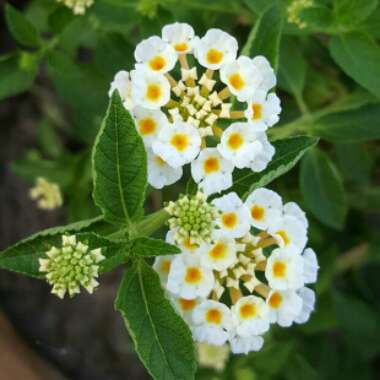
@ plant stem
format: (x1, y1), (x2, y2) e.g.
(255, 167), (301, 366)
(135, 209), (169, 237)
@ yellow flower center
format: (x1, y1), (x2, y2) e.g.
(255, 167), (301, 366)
(209, 242), (227, 260)
(273, 261), (287, 278)
(138, 117), (156, 135)
(183, 237), (198, 251)
(268, 292), (283, 309)
(205, 308), (222, 324)
(146, 84), (162, 102)
(154, 155), (166, 167)
(276, 230), (290, 246)
(149, 55), (166, 71)
(170, 133), (189, 151)
(251, 103), (263, 120)
(239, 303), (257, 319)
(185, 267), (203, 284)
(206, 48), (224, 65)
(178, 298), (197, 311)
(227, 132), (243, 150)
(203, 157), (220, 174)
(251, 205), (265, 221)
(229, 73), (245, 90)
(160, 260), (171, 274)
(221, 212), (237, 229)
(174, 42), (188, 52)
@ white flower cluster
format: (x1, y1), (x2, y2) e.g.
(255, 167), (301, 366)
(29, 177), (63, 210)
(154, 189), (319, 354)
(57, 0), (94, 15)
(109, 23), (281, 195)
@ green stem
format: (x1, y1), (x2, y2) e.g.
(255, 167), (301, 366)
(135, 209), (169, 237)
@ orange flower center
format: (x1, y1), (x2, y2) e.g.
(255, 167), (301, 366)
(146, 84), (162, 102)
(222, 212), (237, 229)
(251, 205), (265, 221)
(227, 132), (243, 150)
(276, 230), (290, 246)
(185, 267), (202, 284)
(240, 303), (257, 319)
(160, 260), (171, 273)
(203, 157), (220, 174)
(229, 73), (245, 90)
(209, 243), (227, 260)
(178, 298), (197, 311)
(268, 292), (283, 309)
(138, 117), (156, 135)
(149, 55), (166, 71)
(170, 133), (189, 151)
(205, 308), (222, 324)
(174, 42), (188, 52)
(273, 261), (287, 278)
(251, 103), (263, 120)
(206, 48), (224, 65)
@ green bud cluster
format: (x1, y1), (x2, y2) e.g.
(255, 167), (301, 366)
(165, 192), (219, 244)
(39, 235), (105, 299)
(287, 0), (313, 29)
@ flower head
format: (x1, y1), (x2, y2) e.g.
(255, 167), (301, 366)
(57, 0), (93, 15)
(39, 235), (105, 298)
(109, 23), (281, 194)
(29, 177), (63, 210)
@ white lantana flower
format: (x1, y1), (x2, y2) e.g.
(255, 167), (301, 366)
(229, 333), (264, 354)
(265, 247), (305, 290)
(244, 188), (283, 230)
(167, 253), (215, 299)
(109, 71), (134, 110)
(269, 214), (308, 253)
(153, 255), (176, 285)
(191, 148), (234, 196)
(194, 29), (238, 70)
(252, 56), (276, 93)
(131, 68), (170, 109)
(245, 90), (281, 131)
(248, 132), (275, 172)
(166, 230), (200, 254)
(302, 248), (319, 284)
(133, 106), (168, 146)
(162, 22), (196, 54)
(220, 56), (258, 101)
(200, 236), (237, 271)
(171, 295), (200, 324)
(147, 149), (183, 189)
(217, 122), (265, 168)
(192, 300), (233, 345)
(295, 287), (316, 324)
(283, 201), (309, 229)
(266, 290), (303, 327)
(212, 192), (250, 239)
(135, 36), (177, 74)
(152, 121), (201, 168)
(231, 296), (270, 336)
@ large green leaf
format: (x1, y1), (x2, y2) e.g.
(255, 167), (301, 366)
(312, 104), (380, 142)
(0, 53), (38, 100)
(115, 260), (196, 380)
(300, 149), (347, 229)
(231, 136), (318, 198)
(329, 33), (380, 99)
(131, 237), (181, 257)
(92, 92), (147, 226)
(0, 231), (123, 278)
(5, 4), (41, 48)
(242, 2), (284, 71)
(333, 0), (378, 27)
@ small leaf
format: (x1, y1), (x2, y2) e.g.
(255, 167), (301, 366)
(231, 136), (318, 198)
(5, 4), (41, 48)
(312, 104), (380, 142)
(131, 237), (181, 257)
(92, 92), (147, 225)
(48, 6), (74, 34)
(115, 260), (196, 380)
(300, 149), (347, 229)
(329, 33), (380, 99)
(0, 231), (122, 278)
(278, 37), (307, 98)
(333, 0), (378, 27)
(0, 53), (38, 100)
(242, 2), (284, 72)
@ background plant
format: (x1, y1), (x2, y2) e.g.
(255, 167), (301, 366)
(1, 0), (380, 379)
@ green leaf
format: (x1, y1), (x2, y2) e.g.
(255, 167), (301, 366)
(0, 53), (38, 100)
(312, 104), (380, 142)
(333, 0), (378, 27)
(278, 37), (307, 98)
(243, 0), (277, 14)
(242, 2), (284, 71)
(231, 136), (318, 198)
(131, 237), (181, 257)
(92, 92), (147, 226)
(115, 260), (196, 380)
(48, 6), (74, 34)
(0, 231), (122, 278)
(300, 149), (347, 229)
(329, 33), (380, 99)
(5, 4), (41, 48)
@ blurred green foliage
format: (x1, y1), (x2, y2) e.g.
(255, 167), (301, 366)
(2, 0), (380, 378)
